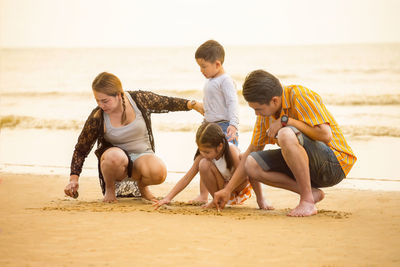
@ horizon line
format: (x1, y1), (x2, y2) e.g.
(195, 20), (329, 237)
(1, 41), (399, 49)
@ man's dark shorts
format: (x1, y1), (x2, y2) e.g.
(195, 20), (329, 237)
(250, 126), (345, 188)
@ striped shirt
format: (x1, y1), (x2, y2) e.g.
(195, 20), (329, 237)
(251, 85), (357, 176)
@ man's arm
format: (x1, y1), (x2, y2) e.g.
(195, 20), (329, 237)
(288, 119), (332, 144)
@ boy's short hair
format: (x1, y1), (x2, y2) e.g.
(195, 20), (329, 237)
(242, 70), (283, 104)
(195, 40), (225, 64)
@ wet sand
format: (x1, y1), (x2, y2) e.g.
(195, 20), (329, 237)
(1, 172), (399, 266)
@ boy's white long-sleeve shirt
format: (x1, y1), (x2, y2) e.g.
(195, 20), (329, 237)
(202, 73), (239, 129)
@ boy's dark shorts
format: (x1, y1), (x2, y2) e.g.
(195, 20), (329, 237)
(249, 126), (345, 188)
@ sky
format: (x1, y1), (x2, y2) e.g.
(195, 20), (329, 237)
(0, 0), (399, 47)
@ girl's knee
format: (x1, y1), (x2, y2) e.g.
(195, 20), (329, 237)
(198, 158), (212, 173)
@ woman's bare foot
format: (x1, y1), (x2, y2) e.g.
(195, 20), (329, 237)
(103, 190), (117, 203)
(257, 198), (274, 210)
(138, 184), (157, 202)
(287, 200), (317, 217)
(312, 188), (325, 203)
(188, 194), (208, 204)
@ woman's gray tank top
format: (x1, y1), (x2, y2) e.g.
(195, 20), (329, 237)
(103, 93), (152, 154)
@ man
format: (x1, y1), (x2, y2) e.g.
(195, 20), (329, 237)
(213, 70), (356, 216)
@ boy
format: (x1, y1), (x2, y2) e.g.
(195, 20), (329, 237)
(192, 40), (240, 203)
(213, 70), (357, 216)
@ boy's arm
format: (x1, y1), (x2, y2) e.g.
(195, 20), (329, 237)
(222, 79), (239, 129)
(154, 156), (201, 209)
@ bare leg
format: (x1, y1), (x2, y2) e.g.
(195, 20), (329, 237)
(247, 156), (324, 203)
(131, 154), (167, 201)
(199, 158), (225, 197)
(246, 152), (323, 216)
(198, 158), (226, 207)
(100, 148), (129, 203)
(189, 179), (209, 204)
(278, 128), (316, 216)
(248, 177), (274, 210)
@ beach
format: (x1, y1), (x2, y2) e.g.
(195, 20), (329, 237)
(1, 44), (400, 266)
(1, 172), (400, 266)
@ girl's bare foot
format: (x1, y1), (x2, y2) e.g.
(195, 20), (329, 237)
(201, 201), (215, 209)
(257, 198), (274, 210)
(188, 194), (208, 204)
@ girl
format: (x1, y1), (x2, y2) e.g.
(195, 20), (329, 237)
(154, 122), (252, 209)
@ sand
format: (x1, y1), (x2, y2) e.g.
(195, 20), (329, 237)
(1, 172), (399, 266)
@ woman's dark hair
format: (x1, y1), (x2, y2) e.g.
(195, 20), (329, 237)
(242, 69), (283, 104)
(194, 122), (233, 171)
(195, 40), (225, 64)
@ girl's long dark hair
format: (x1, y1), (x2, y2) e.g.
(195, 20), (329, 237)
(194, 122), (234, 171)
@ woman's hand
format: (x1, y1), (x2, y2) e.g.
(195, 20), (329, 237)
(64, 175), (79, 198)
(153, 197), (171, 210)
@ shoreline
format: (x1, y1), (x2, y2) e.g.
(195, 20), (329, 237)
(1, 172), (400, 266)
(1, 129), (399, 192)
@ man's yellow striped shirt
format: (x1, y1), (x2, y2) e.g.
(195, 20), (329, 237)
(250, 85), (357, 176)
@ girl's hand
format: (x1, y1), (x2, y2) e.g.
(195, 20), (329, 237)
(153, 198), (171, 210)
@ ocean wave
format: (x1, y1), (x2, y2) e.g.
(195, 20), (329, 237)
(231, 73), (298, 83)
(2, 115), (400, 138)
(0, 115), (83, 130)
(321, 68), (400, 75)
(322, 94), (400, 105)
(2, 91), (399, 106)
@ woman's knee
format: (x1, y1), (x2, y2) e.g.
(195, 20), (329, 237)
(136, 156), (167, 184)
(150, 165), (167, 184)
(101, 148), (128, 170)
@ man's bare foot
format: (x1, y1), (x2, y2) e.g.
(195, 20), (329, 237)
(103, 191), (117, 203)
(188, 194), (208, 204)
(287, 201), (317, 217)
(312, 188), (325, 203)
(257, 198), (274, 210)
(138, 184), (157, 202)
(201, 201), (215, 209)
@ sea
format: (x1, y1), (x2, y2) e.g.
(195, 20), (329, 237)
(1, 43), (400, 187)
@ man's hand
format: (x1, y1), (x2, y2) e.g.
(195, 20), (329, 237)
(267, 119), (282, 139)
(213, 188), (231, 211)
(226, 125), (238, 143)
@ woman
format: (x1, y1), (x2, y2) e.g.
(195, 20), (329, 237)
(64, 72), (203, 202)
